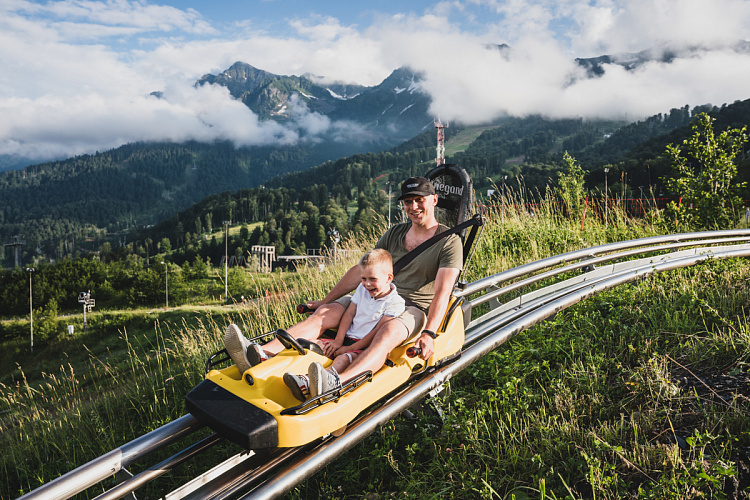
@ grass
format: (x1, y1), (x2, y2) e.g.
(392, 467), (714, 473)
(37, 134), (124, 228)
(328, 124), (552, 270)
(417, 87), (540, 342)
(3, 189), (750, 499)
(205, 221), (263, 240)
(445, 126), (498, 156)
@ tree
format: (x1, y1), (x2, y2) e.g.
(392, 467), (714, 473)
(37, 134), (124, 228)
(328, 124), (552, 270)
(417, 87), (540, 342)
(556, 152), (587, 221)
(664, 113), (748, 229)
(204, 212), (213, 234)
(159, 237), (172, 254)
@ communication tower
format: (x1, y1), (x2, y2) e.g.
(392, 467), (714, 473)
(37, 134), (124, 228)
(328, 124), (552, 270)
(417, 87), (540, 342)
(435, 118), (448, 166)
(4, 235), (25, 268)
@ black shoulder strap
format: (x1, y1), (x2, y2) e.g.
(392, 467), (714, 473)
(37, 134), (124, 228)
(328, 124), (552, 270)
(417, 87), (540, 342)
(393, 214), (483, 275)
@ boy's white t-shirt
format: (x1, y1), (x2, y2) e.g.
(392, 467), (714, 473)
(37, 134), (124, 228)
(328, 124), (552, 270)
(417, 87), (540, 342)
(346, 283), (406, 340)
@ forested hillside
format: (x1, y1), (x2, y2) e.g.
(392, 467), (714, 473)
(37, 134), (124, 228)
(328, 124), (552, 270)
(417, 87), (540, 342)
(0, 140), (365, 262)
(2, 98), (750, 269)
(134, 100), (750, 274)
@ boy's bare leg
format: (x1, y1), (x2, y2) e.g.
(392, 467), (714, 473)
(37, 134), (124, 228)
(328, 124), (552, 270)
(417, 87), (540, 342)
(330, 352), (357, 373)
(336, 320), (409, 381)
(259, 302), (346, 356)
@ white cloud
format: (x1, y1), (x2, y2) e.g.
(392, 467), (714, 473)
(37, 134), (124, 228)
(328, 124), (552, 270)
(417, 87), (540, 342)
(1, 0), (750, 162)
(569, 0), (750, 55)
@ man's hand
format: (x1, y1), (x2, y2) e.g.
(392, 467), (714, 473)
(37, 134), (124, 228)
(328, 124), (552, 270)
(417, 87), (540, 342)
(415, 332), (435, 360)
(305, 300), (325, 311)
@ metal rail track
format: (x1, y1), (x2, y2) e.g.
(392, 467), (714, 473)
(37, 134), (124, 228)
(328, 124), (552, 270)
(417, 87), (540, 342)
(18, 229), (750, 500)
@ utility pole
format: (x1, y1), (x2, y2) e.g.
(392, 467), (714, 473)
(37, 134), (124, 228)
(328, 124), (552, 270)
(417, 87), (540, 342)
(604, 167), (609, 228)
(386, 181), (393, 227)
(26, 268), (34, 352)
(160, 262), (168, 308)
(224, 221), (229, 305)
(502, 175), (508, 221)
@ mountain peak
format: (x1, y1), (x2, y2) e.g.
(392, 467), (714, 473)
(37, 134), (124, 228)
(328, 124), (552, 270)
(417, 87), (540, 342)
(197, 62), (432, 140)
(197, 62), (282, 99)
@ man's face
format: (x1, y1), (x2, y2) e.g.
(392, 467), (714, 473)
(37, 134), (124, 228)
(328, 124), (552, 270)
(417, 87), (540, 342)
(401, 194), (437, 223)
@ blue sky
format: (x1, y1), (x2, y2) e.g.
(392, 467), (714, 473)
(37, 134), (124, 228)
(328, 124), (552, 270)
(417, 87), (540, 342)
(155, 1), (440, 33)
(2, 0), (750, 161)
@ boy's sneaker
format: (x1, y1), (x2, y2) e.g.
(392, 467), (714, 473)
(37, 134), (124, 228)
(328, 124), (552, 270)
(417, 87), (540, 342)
(308, 362), (341, 399)
(224, 324), (268, 373)
(283, 373), (311, 402)
(246, 343), (269, 367)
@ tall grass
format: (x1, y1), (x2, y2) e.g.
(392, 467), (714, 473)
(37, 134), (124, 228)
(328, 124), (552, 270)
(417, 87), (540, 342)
(3, 187), (749, 499)
(468, 185), (661, 283)
(0, 240), (366, 498)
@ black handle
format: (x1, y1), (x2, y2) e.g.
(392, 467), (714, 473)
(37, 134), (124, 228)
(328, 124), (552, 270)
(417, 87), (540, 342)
(297, 304), (312, 314)
(406, 347), (422, 358)
(275, 329), (306, 356)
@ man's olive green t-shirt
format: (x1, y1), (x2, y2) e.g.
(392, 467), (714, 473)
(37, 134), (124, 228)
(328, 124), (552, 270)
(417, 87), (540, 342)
(375, 222), (462, 312)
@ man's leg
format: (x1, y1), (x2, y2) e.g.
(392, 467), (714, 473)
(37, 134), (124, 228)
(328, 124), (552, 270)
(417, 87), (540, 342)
(262, 302), (345, 355)
(336, 319), (409, 382)
(250, 302), (347, 357)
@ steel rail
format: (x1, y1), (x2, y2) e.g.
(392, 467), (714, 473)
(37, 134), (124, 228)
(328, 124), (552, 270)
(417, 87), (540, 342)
(456, 229), (750, 298)
(468, 236), (750, 308)
(17, 414), (203, 500)
(92, 433), (222, 500)
(465, 242), (750, 336)
(18, 232), (750, 500)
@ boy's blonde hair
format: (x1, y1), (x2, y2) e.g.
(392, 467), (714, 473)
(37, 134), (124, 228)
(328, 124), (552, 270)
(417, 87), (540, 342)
(359, 248), (393, 273)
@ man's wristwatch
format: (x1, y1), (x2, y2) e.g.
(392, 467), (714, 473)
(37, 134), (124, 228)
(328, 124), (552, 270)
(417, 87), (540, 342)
(422, 329), (437, 339)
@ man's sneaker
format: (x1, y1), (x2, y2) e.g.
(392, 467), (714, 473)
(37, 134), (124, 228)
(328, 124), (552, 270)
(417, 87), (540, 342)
(283, 373), (311, 402)
(308, 362), (341, 399)
(224, 324), (268, 373)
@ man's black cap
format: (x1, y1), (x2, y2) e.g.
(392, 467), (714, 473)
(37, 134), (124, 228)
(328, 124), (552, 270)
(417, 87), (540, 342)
(397, 177), (436, 200)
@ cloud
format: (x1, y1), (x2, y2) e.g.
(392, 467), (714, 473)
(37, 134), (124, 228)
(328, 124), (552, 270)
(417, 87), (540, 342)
(1, 0), (750, 162)
(569, 0), (750, 55)
(0, 84), (299, 159)
(368, 2), (750, 124)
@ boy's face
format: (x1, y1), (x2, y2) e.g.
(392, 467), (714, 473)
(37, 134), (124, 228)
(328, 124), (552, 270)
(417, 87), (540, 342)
(360, 262), (393, 299)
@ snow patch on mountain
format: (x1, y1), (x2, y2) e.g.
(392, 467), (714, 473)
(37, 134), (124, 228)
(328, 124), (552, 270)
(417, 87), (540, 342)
(400, 104), (414, 114)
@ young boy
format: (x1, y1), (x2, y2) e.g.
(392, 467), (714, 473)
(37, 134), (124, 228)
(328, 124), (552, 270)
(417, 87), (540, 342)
(283, 248), (405, 401)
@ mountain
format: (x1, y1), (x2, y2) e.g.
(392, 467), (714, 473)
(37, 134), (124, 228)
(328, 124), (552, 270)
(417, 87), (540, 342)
(575, 41), (750, 77)
(197, 62), (433, 143)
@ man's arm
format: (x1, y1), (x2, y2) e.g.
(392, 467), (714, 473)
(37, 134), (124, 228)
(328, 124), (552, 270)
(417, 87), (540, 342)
(305, 264), (362, 310)
(414, 266), (460, 359)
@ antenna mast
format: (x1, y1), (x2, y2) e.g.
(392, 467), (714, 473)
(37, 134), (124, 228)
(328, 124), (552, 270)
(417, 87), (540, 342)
(435, 118), (448, 166)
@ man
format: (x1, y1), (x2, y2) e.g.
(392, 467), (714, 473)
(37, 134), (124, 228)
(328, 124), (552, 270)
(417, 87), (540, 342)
(224, 176), (462, 393)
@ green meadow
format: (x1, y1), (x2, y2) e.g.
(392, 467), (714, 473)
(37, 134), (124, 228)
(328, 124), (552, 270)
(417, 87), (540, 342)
(3, 193), (750, 499)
